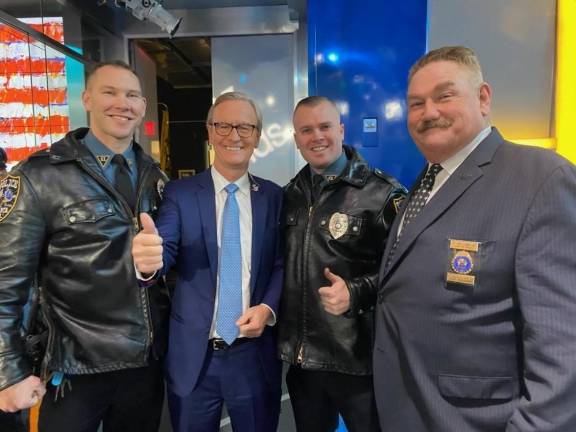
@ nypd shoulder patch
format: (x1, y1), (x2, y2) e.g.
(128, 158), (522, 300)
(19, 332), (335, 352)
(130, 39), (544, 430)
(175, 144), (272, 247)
(0, 175), (21, 223)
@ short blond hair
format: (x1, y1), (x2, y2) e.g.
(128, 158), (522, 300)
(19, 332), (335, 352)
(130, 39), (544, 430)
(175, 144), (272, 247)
(408, 46), (484, 87)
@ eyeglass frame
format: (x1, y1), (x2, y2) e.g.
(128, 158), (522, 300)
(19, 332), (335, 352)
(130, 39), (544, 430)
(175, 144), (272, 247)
(209, 122), (259, 138)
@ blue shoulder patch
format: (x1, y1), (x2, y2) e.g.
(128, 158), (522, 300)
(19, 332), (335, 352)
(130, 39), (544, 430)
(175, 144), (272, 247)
(0, 175), (21, 223)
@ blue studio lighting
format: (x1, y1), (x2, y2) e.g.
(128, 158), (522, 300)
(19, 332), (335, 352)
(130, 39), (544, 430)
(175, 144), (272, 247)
(327, 51), (339, 63)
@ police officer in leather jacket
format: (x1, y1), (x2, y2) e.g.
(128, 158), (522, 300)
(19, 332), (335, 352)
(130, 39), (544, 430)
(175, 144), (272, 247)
(0, 61), (169, 432)
(278, 96), (407, 432)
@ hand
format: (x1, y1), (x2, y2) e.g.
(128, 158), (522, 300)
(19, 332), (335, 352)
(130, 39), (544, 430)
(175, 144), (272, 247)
(132, 213), (163, 275)
(318, 267), (350, 315)
(0, 376), (46, 413)
(236, 304), (272, 338)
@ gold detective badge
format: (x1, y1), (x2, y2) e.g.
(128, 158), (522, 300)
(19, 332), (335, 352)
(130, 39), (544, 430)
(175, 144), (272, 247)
(329, 212), (348, 239)
(446, 239), (480, 286)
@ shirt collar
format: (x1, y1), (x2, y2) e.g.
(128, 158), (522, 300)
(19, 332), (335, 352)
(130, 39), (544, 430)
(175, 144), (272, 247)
(435, 126), (492, 175)
(82, 130), (135, 172)
(309, 150), (347, 180)
(211, 166), (250, 196)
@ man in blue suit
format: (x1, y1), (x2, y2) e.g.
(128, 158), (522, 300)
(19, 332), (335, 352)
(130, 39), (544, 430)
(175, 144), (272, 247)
(132, 92), (283, 432)
(374, 46), (576, 431)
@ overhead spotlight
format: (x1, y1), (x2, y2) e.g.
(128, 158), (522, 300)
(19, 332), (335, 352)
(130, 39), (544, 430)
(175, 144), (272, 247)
(114, 0), (182, 37)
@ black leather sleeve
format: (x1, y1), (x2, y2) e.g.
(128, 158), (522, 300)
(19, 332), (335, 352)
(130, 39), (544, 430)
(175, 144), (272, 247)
(344, 185), (407, 317)
(0, 171), (46, 389)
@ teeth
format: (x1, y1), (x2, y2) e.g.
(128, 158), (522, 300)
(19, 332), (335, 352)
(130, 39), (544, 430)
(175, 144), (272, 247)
(311, 146), (328, 152)
(225, 146), (242, 151)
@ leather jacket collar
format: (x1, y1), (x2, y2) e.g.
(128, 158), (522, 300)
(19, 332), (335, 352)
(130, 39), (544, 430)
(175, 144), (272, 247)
(291, 145), (370, 188)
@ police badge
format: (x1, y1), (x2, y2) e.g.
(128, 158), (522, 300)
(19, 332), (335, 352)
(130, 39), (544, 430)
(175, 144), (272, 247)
(328, 212), (348, 239)
(0, 175), (21, 223)
(446, 239), (480, 286)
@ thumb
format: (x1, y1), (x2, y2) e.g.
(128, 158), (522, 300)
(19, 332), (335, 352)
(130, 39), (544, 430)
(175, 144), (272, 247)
(139, 212), (157, 234)
(236, 311), (251, 326)
(324, 267), (341, 284)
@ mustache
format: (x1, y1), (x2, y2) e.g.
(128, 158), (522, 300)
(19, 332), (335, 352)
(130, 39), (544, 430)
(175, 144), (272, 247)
(417, 118), (453, 133)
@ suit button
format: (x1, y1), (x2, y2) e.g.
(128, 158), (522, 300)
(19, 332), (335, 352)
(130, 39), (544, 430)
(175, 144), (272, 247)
(358, 309), (364, 315)
(320, 220), (326, 226)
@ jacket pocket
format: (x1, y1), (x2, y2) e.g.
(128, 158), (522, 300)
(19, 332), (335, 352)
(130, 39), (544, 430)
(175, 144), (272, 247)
(438, 374), (516, 400)
(61, 198), (115, 224)
(284, 209), (299, 227)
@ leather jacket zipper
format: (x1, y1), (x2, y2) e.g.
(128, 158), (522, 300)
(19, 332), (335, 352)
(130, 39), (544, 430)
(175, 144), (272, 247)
(297, 343), (304, 364)
(297, 203), (317, 366)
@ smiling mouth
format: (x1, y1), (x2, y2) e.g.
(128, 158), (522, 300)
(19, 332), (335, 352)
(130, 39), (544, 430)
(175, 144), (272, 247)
(109, 115), (134, 122)
(310, 145), (328, 152)
(224, 146), (243, 151)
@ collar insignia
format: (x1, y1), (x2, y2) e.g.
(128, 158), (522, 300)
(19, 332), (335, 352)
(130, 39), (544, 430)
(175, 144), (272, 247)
(393, 196), (405, 214)
(96, 155), (110, 167)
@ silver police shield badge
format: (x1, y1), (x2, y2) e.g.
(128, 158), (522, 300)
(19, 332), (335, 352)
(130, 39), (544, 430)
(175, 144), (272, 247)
(328, 212), (348, 239)
(0, 175), (21, 223)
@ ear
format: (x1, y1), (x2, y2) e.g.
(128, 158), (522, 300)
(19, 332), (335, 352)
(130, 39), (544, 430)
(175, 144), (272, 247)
(293, 131), (302, 151)
(254, 131), (261, 148)
(339, 123), (345, 140)
(478, 82), (492, 117)
(141, 96), (148, 116)
(81, 90), (91, 111)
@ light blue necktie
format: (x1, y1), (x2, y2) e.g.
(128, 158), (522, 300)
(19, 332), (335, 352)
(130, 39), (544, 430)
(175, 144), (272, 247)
(216, 183), (242, 344)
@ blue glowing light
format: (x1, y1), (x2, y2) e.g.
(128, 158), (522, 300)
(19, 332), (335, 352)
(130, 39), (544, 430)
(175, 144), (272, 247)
(327, 52), (339, 63)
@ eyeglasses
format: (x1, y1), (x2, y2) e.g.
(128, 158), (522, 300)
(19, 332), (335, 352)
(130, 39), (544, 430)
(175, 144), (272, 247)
(210, 122), (258, 138)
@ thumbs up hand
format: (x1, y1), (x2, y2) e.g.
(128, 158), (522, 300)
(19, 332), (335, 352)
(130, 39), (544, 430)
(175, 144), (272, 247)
(132, 213), (163, 275)
(318, 267), (351, 316)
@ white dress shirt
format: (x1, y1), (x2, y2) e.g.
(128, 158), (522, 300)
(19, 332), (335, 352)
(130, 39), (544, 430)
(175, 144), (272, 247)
(426, 126), (492, 201)
(398, 126), (492, 234)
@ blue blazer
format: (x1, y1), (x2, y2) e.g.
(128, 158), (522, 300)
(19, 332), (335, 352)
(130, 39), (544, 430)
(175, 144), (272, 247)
(156, 169), (284, 397)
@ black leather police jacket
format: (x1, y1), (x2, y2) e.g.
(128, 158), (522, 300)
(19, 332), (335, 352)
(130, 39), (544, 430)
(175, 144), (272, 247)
(278, 146), (406, 375)
(0, 128), (169, 390)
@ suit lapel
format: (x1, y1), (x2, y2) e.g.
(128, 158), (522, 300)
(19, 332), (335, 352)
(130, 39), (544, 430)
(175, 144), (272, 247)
(381, 128), (503, 282)
(250, 176), (267, 294)
(379, 167), (426, 280)
(196, 170), (218, 286)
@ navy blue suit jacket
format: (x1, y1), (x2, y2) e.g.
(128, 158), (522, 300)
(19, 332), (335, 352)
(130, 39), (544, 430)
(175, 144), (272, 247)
(374, 129), (576, 431)
(156, 169), (283, 397)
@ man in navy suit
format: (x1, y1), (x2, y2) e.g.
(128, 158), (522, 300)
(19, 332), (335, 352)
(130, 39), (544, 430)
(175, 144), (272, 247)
(374, 46), (576, 431)
(132, 92), (283, 432)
